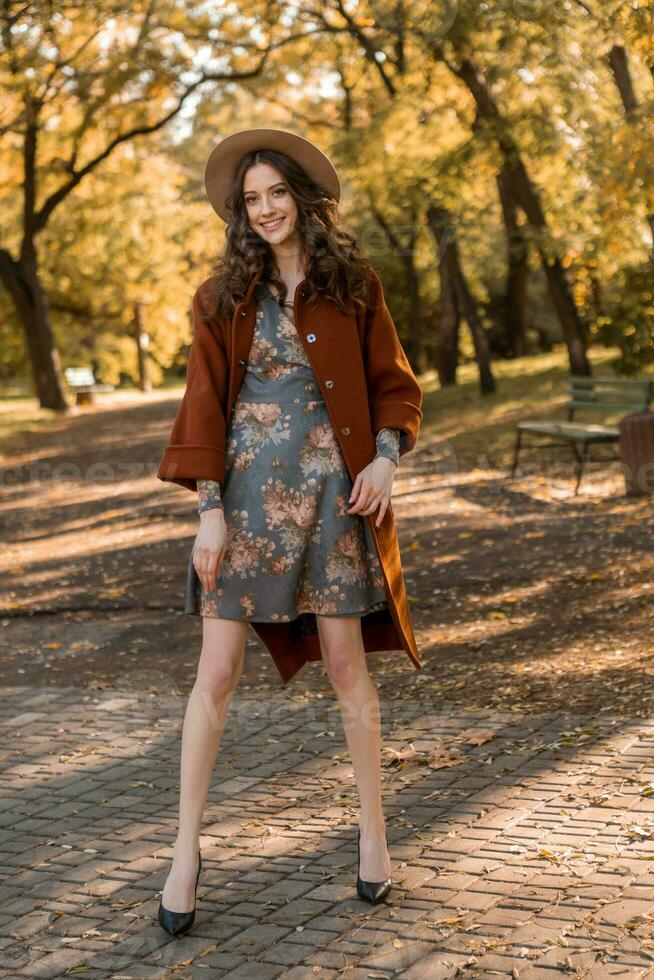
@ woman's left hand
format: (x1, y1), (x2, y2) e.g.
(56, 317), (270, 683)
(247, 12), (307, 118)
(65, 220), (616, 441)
(347, 457), (397, 529)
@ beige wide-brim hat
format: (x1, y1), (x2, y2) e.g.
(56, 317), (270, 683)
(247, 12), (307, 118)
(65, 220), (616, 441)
(204, 127), (341, 222)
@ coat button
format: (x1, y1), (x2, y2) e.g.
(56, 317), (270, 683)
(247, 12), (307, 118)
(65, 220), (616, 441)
(306, 332), (316, 343)
(325, 379), (334, 389)
(341, 426), (350, 435)
(238, 358), (246, 366)
(240, 309), (247, 317)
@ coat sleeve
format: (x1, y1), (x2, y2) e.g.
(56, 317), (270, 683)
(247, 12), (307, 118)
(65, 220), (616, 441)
(157, 286), (229, 493)
(363, 270), (423, 457)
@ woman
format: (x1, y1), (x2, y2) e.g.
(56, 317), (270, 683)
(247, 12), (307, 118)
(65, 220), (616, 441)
(156, 128), (423, 935)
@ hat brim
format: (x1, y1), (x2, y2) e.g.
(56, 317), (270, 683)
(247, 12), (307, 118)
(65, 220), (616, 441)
(204, 128), (340, 222)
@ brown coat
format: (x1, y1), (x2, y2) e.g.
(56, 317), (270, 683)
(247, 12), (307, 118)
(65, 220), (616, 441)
(157, 266), (424, 683)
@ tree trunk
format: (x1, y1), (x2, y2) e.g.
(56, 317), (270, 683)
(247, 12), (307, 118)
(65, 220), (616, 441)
(496, 165), (529, 356)
(442, 53), (591, 375)
(132, 302), (152, 393)
(437, 262), (460, 386)
(608, 44), (639, 114)
(608, 43), (654, 261)
(0, 248), (69, 411)
(369, 203), (426, 371)
(536, 247), (590, 372)
(427, 205), (460, 384)
(588, 263), (606, 319)
(427, 204), (495, 394)
(404, 257), (426, 373)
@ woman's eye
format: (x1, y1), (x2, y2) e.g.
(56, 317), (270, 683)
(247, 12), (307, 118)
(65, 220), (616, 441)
(245, 188), (285, 205)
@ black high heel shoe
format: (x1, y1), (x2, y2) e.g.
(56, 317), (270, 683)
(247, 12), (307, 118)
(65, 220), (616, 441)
(356, 826), (392, 904)
(158, 849), (202, 937)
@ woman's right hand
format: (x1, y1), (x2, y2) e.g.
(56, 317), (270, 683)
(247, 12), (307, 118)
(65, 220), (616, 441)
(193, 510), (227, 591)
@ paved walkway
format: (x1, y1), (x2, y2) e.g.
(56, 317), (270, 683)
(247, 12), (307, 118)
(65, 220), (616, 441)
(2, 685), (654, 978)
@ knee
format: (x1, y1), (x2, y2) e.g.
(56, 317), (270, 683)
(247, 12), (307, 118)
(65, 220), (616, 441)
(196, 655), (241, 704)
(323, 646), (362, 690)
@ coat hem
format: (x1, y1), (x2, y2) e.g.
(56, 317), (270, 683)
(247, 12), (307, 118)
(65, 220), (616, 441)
(258, 621), (422, 685)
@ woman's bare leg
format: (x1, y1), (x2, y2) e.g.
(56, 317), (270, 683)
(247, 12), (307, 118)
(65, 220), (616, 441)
(317, 614), (391, 881)
(161, 616), (247, 911)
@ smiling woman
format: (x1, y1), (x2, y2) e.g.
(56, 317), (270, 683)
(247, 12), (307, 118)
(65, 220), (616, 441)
(156, 127), (423, 934)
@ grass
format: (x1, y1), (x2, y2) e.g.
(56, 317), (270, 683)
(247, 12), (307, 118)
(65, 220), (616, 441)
(1, 346), (651, 464)
(417, 344), (652, 468)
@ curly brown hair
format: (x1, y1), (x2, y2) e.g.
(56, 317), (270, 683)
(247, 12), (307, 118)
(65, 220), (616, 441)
(200, 148), (375, 321)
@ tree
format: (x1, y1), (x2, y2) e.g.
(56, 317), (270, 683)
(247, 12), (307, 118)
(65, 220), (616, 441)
(285, 0), (590, 375)
(427, 204), (495, 393)
(420, 39), (591, 376)
(0, 1), (270, 410)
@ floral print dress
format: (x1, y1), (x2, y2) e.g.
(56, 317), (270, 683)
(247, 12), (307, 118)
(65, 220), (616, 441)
(184, 279), (400, 626)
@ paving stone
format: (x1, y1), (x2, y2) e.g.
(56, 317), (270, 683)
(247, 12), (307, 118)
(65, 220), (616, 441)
(398, 949), (477, 978)
(599, 898), (654, 927)
(360, 939), (435, 972)
(284, 927), (340, 947)
(265, 898), (335, 924)
(18, 948), (90, 978)
(281, 968), (339, 979)
(192, 950), (246, 970)
(301, 884), (353, 902)
(220, 966), (285, 979)
(525, 946), (607, 972)
(306, 950), (351, 969)
(221, 923), (292, 953)
(260, 941), (316, 966)
(440, 889), (501, 911)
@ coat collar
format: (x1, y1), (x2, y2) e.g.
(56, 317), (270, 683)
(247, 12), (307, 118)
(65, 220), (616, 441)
(244, 266), (264, 304)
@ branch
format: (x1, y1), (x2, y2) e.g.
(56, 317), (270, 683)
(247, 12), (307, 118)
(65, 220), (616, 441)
(49, 297), (122, 321)
(608, 44), (639, 115)
(571, 0), (595, 15)
(33, 56), (269, 233)
(333, 0), (396, 96)
(299, 1), (397, 97)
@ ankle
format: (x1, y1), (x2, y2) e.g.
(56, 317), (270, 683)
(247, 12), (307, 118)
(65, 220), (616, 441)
(173, 838), (200, 861)
(358, 815), (387, 836)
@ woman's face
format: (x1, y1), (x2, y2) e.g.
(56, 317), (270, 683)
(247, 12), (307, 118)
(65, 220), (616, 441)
(243, 162), (299, 246)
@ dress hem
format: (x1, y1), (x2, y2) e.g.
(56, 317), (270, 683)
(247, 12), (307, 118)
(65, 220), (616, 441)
(184, 601), (390, 624)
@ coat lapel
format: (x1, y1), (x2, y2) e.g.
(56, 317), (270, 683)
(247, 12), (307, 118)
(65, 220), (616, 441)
(227, 268), (264, 409)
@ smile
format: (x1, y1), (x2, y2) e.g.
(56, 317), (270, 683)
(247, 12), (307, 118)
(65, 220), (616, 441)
(261, 217), (285, 230)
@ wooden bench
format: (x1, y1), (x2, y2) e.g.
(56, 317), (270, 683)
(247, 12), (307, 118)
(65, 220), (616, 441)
(509, 376), (654, 494)
(64, 366), (114, 406)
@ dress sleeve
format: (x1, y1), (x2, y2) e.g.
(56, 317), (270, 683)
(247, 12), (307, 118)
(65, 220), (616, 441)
(363, 270), (423, 457)
(373, 427), (400, 467)
(197, 479), (224, 513)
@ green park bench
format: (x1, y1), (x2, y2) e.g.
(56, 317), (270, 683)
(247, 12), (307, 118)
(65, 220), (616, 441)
(509, 376), (654, 495)
(64, 366), (114, 406)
